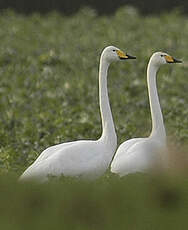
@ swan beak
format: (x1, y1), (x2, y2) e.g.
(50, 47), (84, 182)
(165, 55), (182, 63)
(126, 54), (137, 59)
(116, 50), (136, 60)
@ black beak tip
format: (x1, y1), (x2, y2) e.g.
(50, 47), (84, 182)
(174, 58), (182, 63)
(127, 55), (136, 59)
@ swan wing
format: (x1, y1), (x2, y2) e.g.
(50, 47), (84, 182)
(111, 138), (144, 168)
(20, 140), (111, 182)
(33, 141), (76, 164)
(111, 138), (161, 176)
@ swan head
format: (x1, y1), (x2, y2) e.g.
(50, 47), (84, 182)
(101, 46), (136, 64)
(150, 52), (182, 67)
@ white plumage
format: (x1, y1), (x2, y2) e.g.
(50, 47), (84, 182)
(20, 46), (136, 182)
(111, 52), (182, 176)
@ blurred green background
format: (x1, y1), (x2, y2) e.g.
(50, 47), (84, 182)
(1, 174), (188, 230)
(0, 5), (187, 230)
(1, 0), (188, 15)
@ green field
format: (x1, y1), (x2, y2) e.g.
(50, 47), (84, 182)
(1, 174), (188, 230)
(0, 7), (188, 229)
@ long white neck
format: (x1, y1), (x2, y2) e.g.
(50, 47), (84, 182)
(98, 57), (117, 147)
(147, 61), (166, 142)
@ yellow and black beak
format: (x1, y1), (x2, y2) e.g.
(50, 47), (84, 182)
(165, 55), (182, 64)
(116, 50), (136, 60)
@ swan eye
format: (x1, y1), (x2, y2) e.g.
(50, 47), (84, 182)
(112, 49), (116, 52)
(160, 54), (165, 57)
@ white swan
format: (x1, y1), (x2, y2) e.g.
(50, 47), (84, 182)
(20, 46), (136, 182)
(111, 52), (182, 176)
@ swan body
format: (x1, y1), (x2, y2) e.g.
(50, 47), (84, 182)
(111, 52), (182, 177)
(20, 46), (136, 182)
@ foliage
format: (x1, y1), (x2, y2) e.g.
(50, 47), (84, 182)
(0, 173), (188, 229)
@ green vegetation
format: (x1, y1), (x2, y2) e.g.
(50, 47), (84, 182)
(0, 7), (187, 229)
(1, 174), (188, 229)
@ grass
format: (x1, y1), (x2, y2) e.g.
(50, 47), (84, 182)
(0, 6), (188, 229)
(1, 173), (188, 229)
